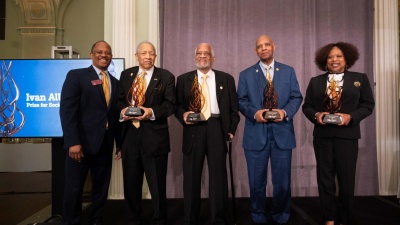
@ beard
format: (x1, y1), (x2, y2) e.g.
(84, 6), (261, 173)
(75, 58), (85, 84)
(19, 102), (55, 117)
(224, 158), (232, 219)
(196, 61), (210, 70)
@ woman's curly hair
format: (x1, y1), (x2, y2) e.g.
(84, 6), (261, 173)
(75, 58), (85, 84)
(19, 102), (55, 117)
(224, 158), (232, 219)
(314, 42), (359, 71)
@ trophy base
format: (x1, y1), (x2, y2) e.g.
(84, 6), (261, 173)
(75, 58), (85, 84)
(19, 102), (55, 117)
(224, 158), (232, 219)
(187, 112), (207, 122)
(125, 106), (143, 117)
(263, 110), (281, 120)
(323, 114), (342, 124)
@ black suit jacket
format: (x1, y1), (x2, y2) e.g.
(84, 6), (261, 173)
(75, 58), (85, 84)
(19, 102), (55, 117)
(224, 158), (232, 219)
(60, 66), (120, 154)
(175, 70), (240, 153)
(302, 71), (375, 139)
(118, 66), (176, 156)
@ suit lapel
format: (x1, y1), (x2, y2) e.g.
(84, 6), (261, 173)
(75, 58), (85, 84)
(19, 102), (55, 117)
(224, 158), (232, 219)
(342, 71), (353, 94)
(145, 67), (161, 100)
(318, 73), (329, 96)
(253, 63), (267, 102)
(214, 71), (224, 102)
(109, 76), (118, 107)
(186, 72), (196, 96)
(88, 66), (107, 105)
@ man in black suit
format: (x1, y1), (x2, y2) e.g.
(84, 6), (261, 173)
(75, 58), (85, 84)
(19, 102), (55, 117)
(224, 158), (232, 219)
(117, 41), (175, 225)
(60, 40), (120, 225)
(175, 43), (240, 225)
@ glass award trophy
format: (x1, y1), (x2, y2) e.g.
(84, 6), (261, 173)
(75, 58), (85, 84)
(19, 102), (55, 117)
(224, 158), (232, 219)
(125, 74), (145, 117)
(262, 77), (280, 120)
(187, 74), (206, 122)
(322, 77), (342, 124)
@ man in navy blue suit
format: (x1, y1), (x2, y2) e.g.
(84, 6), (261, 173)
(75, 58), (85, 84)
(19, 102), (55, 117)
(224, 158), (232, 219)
(60, 40), (120, 225)
(238, 35), (303, 225)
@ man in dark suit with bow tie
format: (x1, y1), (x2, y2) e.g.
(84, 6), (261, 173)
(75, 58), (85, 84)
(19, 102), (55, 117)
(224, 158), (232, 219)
(175, 43), (240, 225)
(60, 40), (120, 225)
(117, 41), (176, 225)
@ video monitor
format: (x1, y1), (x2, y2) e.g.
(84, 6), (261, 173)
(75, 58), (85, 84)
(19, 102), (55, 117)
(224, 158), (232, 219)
(0, 58), (124, 138)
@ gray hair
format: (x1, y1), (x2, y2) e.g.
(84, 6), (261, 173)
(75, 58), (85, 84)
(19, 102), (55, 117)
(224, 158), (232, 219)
(136, 41), (157, 55)
(195, 43), (215, 57)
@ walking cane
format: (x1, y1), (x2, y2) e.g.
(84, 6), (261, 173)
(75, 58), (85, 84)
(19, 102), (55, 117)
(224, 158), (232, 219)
(227, 137), (237, 225)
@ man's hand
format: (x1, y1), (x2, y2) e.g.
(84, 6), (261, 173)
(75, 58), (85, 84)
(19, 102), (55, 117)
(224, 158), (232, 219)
(69, 145), (84, 162)
(114, 147), (122, 160)
(272, 109), (285, 122)
(135, 106), (153, 121)
(255, 109), (268, 123)
(183, 111), (195, 125)
(121, 107), (134, 121)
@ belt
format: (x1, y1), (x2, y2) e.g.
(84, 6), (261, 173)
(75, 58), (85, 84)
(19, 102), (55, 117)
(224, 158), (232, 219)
(210, 113), (220, 118)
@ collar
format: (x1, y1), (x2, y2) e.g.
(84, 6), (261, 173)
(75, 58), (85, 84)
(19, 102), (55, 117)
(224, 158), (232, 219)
(196, 69), (214, 79)
(92, 65), (108, 76)
(259, 60), (275, 71)
(138, 66), (155, 75)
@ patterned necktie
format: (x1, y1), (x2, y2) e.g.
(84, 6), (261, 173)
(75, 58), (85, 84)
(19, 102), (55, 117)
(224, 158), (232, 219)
(266, 66), (272, 83)
(201, 74), (211, 120)
(132, 71), (147, 128)
(101, 71), (110, 106)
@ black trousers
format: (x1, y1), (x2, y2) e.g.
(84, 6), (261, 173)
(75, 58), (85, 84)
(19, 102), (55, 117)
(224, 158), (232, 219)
(313, 137), (358, 225)
(122, 125), (168, 225)
(63, 132), (113, 225)
(183, 118), (228, 225)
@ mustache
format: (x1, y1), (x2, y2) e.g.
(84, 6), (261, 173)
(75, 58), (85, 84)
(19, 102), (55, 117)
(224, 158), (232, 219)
(196, 61), (210, 69)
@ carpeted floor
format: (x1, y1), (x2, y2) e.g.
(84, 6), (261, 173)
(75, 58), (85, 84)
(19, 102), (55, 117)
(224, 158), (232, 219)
(80, 196), (400, 225)
(2, 172), (400, 225)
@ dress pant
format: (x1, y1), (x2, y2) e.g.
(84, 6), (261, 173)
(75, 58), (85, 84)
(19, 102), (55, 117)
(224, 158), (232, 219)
(313, 137), (358, 225)
(244, 128), (292, 224)
(183, 118), (228, 225)
(62, 132), (112, 225)
(122, 125), (168, 225)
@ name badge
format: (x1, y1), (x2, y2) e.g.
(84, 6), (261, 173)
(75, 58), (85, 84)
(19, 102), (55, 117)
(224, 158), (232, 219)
(91, 79), (103, 86)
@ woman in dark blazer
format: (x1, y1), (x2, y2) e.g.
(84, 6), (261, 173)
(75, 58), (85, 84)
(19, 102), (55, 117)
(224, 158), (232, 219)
(302, 42), (375, 225)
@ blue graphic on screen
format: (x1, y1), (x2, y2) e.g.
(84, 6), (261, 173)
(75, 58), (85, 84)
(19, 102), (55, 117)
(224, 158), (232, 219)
(0, 59), (124, 137)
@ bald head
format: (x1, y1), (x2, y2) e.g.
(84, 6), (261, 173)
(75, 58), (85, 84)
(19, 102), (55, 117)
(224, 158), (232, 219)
(255, 35), (276, 64)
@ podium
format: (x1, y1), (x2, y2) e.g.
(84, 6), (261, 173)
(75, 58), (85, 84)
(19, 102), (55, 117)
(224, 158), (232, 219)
(51, 46), (80, 59)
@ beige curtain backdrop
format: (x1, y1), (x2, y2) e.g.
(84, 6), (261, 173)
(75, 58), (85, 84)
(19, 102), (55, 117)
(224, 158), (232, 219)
(374, 0), (400, 196)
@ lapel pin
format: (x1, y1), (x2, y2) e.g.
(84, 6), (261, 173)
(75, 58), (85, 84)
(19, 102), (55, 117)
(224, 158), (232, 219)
(130, 73), (133, 76)
(354, 81), (361, 87)
(220, 86), (223, 90)
(154, 78), (158, 81)
(256, 69), (259, 72)
(276, 68), (279, 71)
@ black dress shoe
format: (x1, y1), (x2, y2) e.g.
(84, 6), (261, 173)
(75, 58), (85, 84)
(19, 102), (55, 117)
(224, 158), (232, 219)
(271, 221), (287, 225)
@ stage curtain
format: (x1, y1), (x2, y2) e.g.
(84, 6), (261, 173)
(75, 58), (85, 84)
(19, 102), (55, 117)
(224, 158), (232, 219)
(159, 0), (377, 197)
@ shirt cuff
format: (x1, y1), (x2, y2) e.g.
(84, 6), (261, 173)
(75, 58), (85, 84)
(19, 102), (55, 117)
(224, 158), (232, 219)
(150, 109), (155, 120)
